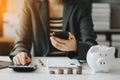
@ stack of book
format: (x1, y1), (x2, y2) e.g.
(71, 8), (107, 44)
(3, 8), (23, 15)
(92, 3), (111, 30)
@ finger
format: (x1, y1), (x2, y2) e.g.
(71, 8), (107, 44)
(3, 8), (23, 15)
(13, 57), (17, 65)
(50, 36), (67, 51)
(53, 40), (66, 50)
(21, 52), (31, 65)
(50, 36), (61, 45)
(21, 53), (26, 65)
(26, 57), (31, 64)
(13, 56), (21, 65)
(53, 36), (67, 44)
(68, 32), (75, 39)
(17, 54), (23, 65)
(54, 43), (67, 51)
(17, 57), (22, 65)
(50, 36), (56, 46)
(50, 36), (53, 42)
(22, 52), (31, 65)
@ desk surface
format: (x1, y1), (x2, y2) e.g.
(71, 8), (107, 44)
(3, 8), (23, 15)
(0, 56), (120, 80)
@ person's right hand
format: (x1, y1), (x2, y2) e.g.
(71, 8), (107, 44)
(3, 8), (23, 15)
(13, 52), (31, 65)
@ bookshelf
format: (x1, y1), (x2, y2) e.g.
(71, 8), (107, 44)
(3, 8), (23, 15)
(91, 0), (120, 29)
(92, 3), (110, 30)
(91, 0), (120, 47)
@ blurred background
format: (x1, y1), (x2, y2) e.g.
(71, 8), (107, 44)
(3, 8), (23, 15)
(0, 0), (120, 57)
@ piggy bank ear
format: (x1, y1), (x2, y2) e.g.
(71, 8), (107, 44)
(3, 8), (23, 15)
(108, 47), (115, 57)
(88, 46), (99, 54)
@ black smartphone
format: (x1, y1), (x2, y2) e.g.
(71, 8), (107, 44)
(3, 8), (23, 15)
(53, 32), (69, 40)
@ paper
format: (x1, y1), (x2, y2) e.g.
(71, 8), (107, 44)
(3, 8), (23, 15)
(0, 61), (12, 69)
(47, 58), (80, 69)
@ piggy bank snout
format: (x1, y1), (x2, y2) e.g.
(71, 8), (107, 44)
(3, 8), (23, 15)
(97, 58), (108, 66)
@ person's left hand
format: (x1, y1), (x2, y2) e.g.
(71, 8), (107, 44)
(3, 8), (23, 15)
(50, 32), (77, 52)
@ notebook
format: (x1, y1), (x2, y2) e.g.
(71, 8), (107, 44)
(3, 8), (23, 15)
(0, 61), (12, 69)
(47, 58), (80, 69)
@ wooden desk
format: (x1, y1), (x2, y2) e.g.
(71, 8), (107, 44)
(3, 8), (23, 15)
(95, 29), (120, 46)
(0, 56), (120, 80)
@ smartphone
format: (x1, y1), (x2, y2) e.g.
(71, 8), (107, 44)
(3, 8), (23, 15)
(53, 32), (69, 40)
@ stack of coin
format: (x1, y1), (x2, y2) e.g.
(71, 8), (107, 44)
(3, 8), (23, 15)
(76, 66), (82, 74)
(58, 69), (64, 74)
(49, 70), (55, 74)
(67, 68), (73, 74)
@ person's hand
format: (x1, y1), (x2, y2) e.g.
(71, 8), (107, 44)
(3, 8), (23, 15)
(50, 32), (77, 51)
(13, 52), (31, 65)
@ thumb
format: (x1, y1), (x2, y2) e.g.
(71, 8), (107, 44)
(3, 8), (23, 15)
(25, 56), (31, 64)
(68, 32), (75, 40)
(22, 55), (31, 65)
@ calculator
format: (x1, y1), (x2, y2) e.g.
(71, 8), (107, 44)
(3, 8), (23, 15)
(9, 64), (37, 72)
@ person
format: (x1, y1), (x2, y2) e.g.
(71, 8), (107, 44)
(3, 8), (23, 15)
(9, 0), (98, 65)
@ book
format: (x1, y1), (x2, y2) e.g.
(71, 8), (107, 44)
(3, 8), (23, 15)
(92, 3), (110, 9)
